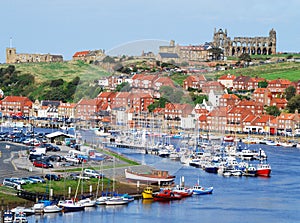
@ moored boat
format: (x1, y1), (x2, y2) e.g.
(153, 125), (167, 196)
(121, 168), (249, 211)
(57, 200), (85, 212)
(95, 196), (111, 205)
(153, 189), (182, 201)
(13, 211), (28, 223)
(256, 163), (271, 177)
(125, 169), (175, 185)
(142, 186), (153, 199)
(172, 185), (193, 197)
(223, 135), (234, 143)
(77, 198), (97, 207)
(3, 210), (13, 223)
(192, 185), (213, 195)
(242, 165), (257, 177)
(105, 196), (129, 205)
(43, 205), (62, 213)
(121, 193), (134, 202)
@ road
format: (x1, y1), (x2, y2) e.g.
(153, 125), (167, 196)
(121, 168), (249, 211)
(0, 142), (35, 182)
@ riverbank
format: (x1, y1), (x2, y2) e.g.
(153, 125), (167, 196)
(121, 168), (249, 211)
(0, 141), (158, 207)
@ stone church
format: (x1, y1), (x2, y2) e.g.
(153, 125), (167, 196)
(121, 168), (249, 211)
(6, 48), (63, 64)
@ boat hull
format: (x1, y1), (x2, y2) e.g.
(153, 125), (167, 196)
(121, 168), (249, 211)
(105, 197), (129, 205)
(125, 169), (175, 185)
(43, 205), (62, 213)
(192, 186), (213, 195)
(62, 206), (85, 212)
(256, 169), (271, 177)
(153, 189), (182, 201)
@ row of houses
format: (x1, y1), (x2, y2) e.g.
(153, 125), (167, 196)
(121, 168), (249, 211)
(0, 92), (299, 134)
(184, 73), (300, 95)
(0, 69), (299, 133)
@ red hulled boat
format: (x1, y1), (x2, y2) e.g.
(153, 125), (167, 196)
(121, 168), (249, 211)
(256, 163), (271, 177)
(153, 189), (182, 201)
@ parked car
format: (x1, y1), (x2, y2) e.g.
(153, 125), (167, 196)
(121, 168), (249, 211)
(28, 176), (46, 183)
(83, 169), (103, 178)
(51, 145), (61, 152)
(44, 174), (60, 181)
(68, 173), (90, 180)
(20, 177), (37, 184)
(33, 160), (53, 168)
(29, 154), (43, 162)
(10, 178), (27, 185)
(3, 178), (20, 189)
(49, 155), (65, 162)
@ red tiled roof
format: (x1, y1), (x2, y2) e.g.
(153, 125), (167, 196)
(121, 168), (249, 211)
(59, 103), (76, 108)
(253, 88), (269, 93)
(218, 74), (236, 80)
(73, 51), (89, 57)
(221, 94), (239, 99)
(77, 98), (100, 106)
(268, 79), (291, 85)
(243, 114), (257, 122)
(131, 74), (145, 80)
(2, 96), (31, 102)
(116, 92), (130, 98)
(278, 113), (294, 120)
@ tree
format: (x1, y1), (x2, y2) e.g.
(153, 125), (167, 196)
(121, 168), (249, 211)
(102, 56), (115, 63)
(208, 47), (223, 60)
(50, 79), (64, 87)
(265, 106), (281, 116)
(258, 81), (268, 88)
(286, 94), (300, 113)
(115, 82), (131, 92)
(239, 53), (251, 63)
(285, 86), (296, 101)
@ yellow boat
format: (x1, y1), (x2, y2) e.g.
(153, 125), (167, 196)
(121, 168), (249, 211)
(142, 186), (153, 199)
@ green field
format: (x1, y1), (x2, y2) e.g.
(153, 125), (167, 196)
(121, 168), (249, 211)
(215, 62), (300, 81)
(0, 60), (110, 83)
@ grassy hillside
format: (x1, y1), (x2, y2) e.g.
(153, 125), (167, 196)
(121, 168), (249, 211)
(0, 60), (112, 102)
(215, 62), (300, 82)
(0, 60), (110, 83)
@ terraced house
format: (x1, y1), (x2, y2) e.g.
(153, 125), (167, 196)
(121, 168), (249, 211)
(0, 96), (32, 117)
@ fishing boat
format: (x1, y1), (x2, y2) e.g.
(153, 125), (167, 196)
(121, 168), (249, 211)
(242, 165), (257, 177)
(142, 186), (153, 199)
(256, 163), (271, 177)
(153, 189), (182, 201)
(192, 185), (213, 195)
(125, 169), (175, 185)
(172, 185), (193, 197)
(57, 200), (85, 212)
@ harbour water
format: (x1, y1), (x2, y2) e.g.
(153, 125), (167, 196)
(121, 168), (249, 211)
(26, 139), (300, 223)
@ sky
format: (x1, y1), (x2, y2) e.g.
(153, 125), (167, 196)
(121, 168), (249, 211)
(1, 0), (300, 62)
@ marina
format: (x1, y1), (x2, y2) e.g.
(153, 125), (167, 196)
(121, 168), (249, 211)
(1, 127), (300, 222)
(21, 142), (300, 223)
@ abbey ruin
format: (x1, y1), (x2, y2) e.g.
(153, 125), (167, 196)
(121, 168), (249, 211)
(212, 28), (276, 57)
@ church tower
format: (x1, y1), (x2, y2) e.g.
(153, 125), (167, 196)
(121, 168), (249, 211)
(268, 28), (277, 55)
(6, 48), (16, 64)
